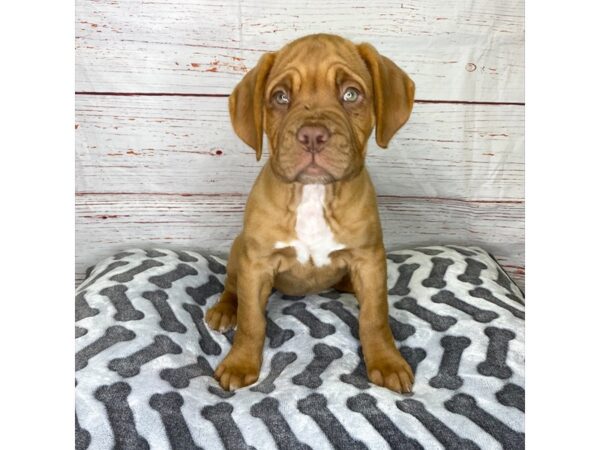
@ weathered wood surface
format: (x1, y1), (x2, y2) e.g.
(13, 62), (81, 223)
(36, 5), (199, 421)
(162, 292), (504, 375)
(75, 193), (524, 288)
(75, 0), (525, 290)
(75, 0), (524, 102)
(75, 96), (524, 200)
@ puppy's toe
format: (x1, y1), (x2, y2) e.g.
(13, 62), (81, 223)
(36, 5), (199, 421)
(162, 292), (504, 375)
(367, 351), (414, 394)
(206, 303), (237, 332)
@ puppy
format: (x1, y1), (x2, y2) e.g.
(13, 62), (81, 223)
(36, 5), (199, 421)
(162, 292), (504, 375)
(206, 33), (415, 393)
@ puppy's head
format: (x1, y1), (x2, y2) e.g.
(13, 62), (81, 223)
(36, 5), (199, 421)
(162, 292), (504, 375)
(229, 34), (415, 184)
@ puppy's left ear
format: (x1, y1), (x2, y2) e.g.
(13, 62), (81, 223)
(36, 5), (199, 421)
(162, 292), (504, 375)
(356, 43), (415, 148)
(229, 52), (277, 161)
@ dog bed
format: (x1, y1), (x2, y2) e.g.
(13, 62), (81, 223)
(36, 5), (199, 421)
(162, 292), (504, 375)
(75, 246), (524, 450)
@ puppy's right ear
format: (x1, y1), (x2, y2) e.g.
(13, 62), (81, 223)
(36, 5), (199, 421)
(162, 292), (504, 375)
(228, 52), (277, 161)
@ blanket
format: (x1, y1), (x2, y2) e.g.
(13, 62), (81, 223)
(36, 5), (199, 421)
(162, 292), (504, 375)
(75, 246), (524, 449)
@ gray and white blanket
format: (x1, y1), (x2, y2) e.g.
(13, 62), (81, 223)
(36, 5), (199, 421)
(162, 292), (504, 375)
(75, 246), (524, 450)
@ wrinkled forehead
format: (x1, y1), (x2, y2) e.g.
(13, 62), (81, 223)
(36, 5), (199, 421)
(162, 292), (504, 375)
(266, 36), (372, 95)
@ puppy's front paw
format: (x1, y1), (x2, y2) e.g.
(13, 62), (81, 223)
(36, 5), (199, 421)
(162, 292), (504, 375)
(214, 353), (260, 391)
(366, 350), (414, 393)
(206, 302), (237, 332)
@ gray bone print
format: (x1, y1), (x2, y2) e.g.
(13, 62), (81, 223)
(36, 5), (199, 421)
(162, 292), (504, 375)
(75, 247), (524, 450)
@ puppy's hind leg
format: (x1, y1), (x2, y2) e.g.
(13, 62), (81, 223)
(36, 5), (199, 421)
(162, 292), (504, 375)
(333, 273), (355, 294)
(206, 237), (241, 332)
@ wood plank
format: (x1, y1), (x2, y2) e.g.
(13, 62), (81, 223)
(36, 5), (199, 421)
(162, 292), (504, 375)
(75, 0), (524, 102)
(75, 95), (524, 200)
(75, 193), (524, 290)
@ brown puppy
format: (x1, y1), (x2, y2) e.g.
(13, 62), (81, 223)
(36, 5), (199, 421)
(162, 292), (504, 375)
(206, 33), (415, 393)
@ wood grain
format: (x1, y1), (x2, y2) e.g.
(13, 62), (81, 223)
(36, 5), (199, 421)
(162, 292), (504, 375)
(75, 193), (524, 290)
(75, 0), (524, 102)
(75, 95), (524, 200)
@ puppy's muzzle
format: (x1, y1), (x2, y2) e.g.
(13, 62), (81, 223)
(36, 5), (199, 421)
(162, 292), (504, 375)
(296, 125), (330, 154)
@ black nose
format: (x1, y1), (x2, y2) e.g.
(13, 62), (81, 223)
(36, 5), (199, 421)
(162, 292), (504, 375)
(296, 125), (330, 153)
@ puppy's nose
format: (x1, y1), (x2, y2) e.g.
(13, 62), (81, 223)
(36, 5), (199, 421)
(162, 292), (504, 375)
(296, 125), (330, 153)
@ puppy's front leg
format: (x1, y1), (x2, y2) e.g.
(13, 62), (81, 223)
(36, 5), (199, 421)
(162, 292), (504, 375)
(351, 248), (414, 393)
(214, 258), (272, 391)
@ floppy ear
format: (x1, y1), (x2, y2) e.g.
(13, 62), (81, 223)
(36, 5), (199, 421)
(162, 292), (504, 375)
(228, 52), (277, 161)
(356, 43), (415, 148)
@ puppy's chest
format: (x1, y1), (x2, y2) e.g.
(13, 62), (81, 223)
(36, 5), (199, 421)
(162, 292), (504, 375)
(275, 184), (345, 267)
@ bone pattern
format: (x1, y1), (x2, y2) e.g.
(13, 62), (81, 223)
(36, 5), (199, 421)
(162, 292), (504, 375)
(447, 246), (477, 257)
(320, 300), (359, 339)
(496, 383), (525, 412)
(183, 303), (221, 355)
(145, 249), (167, 258)
(149, 263), (198, 289)
(108, 335), (182, 378)
(387, 253), (413, 264)
(388, 263), (420, 296)
(422, 257), (454, 289)
(207, 386), (236, 399)
(251, 352), (297, 394)
(414, 248), (444, 255)
(389, 315), (416, 341)
(99, 284), (145, 322)
(250, 397), (311, 450)
(494, 269), (524, 304)
(185, 275), (223, 305)
(205, 255), (227, 274)
(429, 335), (471, 390)
(76, 325), (135, 371)
(470, 287), (525, 319)
(282, 302), (335, 338)
(298, 393), (367, 450)
(75, 413), (91, 450)
(78, 261), (129, 291)
(266, 317), (295, 348)
(160, 355), (214, 389)
(201, 402), (256, 450)
(396, 399), (480, 450)
(340, 347), (370, 389)
(458, 258), (488, 285)
(431, 290), (499, 323)
(394, 297), (457, 331)
(292, 343), (343, 388)
(76, 248), (524, 449)
(149, 392), (202, 450)
(318, 289), (341, 299)
(94, 382), (150, 450)
(109, 259), (164, 283)
(399, 346), (427, 375)
(113, 251), (136, 260)
(477, 326), (516, 379)
(75, 326), (88, 338)
(142, 290), (187, 333)
(174, 250), (198, 262)
(445, 393), (525, 450)
(75, 290), (99, 321)
(347, 393), (423, 450)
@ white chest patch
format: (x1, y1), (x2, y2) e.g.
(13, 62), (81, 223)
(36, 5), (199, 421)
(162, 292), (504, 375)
(275, 184), (345, 267)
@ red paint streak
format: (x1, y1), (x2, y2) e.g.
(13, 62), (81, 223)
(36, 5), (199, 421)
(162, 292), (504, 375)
(75, 124), (80, 129)
(204, 67), (218, 72)
(215, 149), (223, 155)
(126, 149), (141, 155)
(190, 63), (200, 68)
(74, 92), (525, 106)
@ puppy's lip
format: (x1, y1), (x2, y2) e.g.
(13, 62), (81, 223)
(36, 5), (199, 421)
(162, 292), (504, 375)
(300, 161), (329, 175)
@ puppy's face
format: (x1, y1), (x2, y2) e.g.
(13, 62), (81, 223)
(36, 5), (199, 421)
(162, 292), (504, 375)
(229, 34), (415, 184)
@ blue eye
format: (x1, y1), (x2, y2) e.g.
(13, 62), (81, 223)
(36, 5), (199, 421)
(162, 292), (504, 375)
(342, 87), (360, 102)
(274, 91), (290, 105)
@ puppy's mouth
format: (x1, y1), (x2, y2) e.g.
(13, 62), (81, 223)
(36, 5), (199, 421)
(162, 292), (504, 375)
(295, 161), (335, 184)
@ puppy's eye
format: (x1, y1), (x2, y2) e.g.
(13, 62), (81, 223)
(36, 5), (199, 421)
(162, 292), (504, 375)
(273, 91), (290, 105)
(342, 87), (360, 103)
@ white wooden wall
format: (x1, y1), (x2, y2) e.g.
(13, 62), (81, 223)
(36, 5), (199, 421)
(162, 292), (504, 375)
(75, 0), (525, 289)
